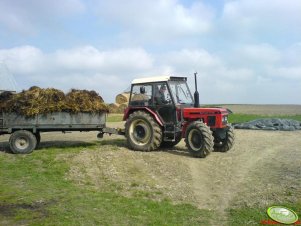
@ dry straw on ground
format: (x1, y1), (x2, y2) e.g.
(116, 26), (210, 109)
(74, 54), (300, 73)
(0, 87), (109, 116)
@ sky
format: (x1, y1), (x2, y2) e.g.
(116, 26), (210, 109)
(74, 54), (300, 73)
(0, 0), (300, 104)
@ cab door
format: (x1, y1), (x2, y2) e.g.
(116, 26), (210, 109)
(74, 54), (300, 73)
(152, 82), (176, 124)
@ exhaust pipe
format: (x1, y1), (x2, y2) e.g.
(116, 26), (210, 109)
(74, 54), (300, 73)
(194, 72), (200, 108)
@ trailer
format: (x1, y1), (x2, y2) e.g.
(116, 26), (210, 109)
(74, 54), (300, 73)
(0, 111), (123, 154)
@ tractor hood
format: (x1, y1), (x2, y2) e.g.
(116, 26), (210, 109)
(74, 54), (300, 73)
(182, 107), (230, 128)
(183, 107), (229, 117)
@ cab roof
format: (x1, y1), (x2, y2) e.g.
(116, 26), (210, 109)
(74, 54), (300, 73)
(131, 76), (187, 84)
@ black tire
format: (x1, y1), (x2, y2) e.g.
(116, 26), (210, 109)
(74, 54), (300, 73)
(35, 132), (41, 146)
(160, 133), (182, 148)
(185, 121), (214, 158)
(9, 130), (37, 154)
(213, 126), (235, 152)
(125, 111), (162, 151)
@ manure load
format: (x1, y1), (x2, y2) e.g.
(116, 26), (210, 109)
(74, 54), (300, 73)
(0, 87), (109, 116)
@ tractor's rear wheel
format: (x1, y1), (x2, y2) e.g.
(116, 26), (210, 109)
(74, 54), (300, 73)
(125, 111), (162, 151)
(213, 126), (235, 152)
(185, 122), (214, 158)
(160, 133), (182, 148)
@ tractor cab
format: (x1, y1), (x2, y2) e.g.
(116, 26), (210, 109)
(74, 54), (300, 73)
(123, 75), (234, 157)
(127, 76), (192, 122)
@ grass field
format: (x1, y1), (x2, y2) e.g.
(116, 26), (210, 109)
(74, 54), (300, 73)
(0, 143), (212, 225)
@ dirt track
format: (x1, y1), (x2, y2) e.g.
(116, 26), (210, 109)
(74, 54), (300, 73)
(1, 122), (300, 223)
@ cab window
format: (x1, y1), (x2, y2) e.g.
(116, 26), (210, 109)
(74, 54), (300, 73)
(129, 84), (152, 106)
(153, 83), (172, 105)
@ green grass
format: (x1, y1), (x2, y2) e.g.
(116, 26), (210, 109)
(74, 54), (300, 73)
(0, 145), (212, 225)
(107, 113), (123, 122)
(226, 202), (301, 226)
(229, 114), (301, 123)
(106, 113), (301, 124)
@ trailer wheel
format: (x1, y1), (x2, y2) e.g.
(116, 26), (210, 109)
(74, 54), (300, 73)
(213, 126), (235, 152)
(9, 130), (37, 154)
(125, 111), (162, 151)
(185, 122), (214, 158)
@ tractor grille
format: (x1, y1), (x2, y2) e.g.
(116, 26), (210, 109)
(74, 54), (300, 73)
(207, 116), (216, 126)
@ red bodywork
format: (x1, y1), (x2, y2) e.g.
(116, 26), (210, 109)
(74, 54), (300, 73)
(181, 107), (228, 137)
(182, 107), (228, 128)
(124, 106), (228, 129)
(123, 107), (164, 126)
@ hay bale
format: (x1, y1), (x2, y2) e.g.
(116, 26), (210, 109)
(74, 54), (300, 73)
(132, 94), (147, 101)
(117, 103), (128, 113)
(115, 93), (130, 104)
(108, 103), (120, 113)
(108, 103), (127, 114)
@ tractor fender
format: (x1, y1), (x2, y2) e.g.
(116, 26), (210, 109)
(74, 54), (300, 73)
(123, 107), (164, 127)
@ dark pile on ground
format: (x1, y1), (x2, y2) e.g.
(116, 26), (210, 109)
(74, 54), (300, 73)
(0, 87), (108, 116)
(234, 118), (301, 131)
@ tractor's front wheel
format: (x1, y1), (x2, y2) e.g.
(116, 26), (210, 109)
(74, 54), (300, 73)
(125, 111), (162, 151)
(213, 126), (235, 152)
(185, 122), (214, 158)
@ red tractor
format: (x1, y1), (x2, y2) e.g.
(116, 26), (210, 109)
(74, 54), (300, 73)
(123, 74), (234, 158)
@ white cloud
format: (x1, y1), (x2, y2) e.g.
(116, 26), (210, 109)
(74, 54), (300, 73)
(224, 43), (282, 68)
(53, 46), (153, 73)
(0, 45), (300, 104)
(238, 44), (281, 64)
(283, 42), (301, 66)
(0, 45), (153, 102)
(0, 46), (44, 73)
(94, 0), (214, 41)
(161, 49), (221, 71)
(267, 66), (301, 81)
(0, 0), (85, 34)
(222, 0), (301, 37)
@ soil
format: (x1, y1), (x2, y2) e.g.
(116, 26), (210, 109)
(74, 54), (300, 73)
(1, 121), (300, 223)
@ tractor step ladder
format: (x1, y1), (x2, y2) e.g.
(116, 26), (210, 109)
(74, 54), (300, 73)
(163, 123), (176, 141)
